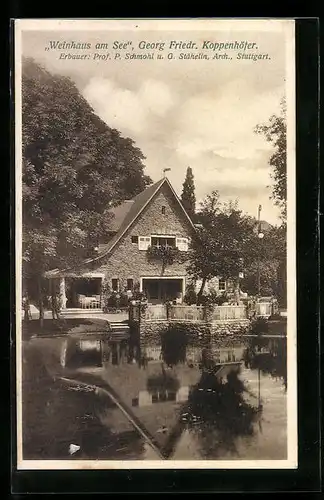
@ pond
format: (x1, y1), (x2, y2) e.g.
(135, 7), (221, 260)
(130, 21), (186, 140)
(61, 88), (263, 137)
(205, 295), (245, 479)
(21, 330), (287, 461)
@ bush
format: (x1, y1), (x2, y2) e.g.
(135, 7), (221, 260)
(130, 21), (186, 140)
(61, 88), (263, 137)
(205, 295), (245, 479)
(250, 317), (269, 335)
(119, 291), (129, 308)
(107, 293), (118, 308)
(101, 282), (112, 312)
(184, 283), (197, 305)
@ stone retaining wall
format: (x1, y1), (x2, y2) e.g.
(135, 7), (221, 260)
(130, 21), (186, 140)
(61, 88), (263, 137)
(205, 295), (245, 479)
(139, 319), (251, 350)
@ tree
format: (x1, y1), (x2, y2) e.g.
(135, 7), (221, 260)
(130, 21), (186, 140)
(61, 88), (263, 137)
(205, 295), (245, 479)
(254, 99), (287, 306)
(241, 224), (286, 300)
(188, 192), (259, 301)
(181, 167), (196, 221)
(22, 58), (152, 321)
(255, 98), (287, 221)
(188, 190), (287, 305)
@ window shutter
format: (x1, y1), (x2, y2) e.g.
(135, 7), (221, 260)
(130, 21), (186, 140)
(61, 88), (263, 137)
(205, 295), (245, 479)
(176, 237), (189, 251)
(138, 236), (151, 250)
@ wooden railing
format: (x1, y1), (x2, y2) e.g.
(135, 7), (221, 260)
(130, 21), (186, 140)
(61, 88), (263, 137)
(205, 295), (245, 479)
(169, 305), (205, 321)
(211, 305), (246, 321)
(129, 303), (248, 322)
(256, 302), (273, 318)
(143, 304), (167, 320)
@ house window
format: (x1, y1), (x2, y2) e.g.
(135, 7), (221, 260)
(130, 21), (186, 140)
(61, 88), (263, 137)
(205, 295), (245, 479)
(131, 236), (138, 244)
(111, 278), (119, 291)
(127, 278), (134, 291)
(151, 236), (176, 248)
(176, 237), (189, 251)
(162, 206), (166, 215)
(219, 279), (226, 291)
(138, 236), (151, 250)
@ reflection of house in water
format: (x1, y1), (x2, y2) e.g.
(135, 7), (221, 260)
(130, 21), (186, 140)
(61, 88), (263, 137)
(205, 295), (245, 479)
(144, 345), (246, 365)
(212, 346), (246, 363)
(56, 323), (250, 455)
(82, 340), (245, 451)
(89, 361), (201, 449)
(132, 385), (190, 407)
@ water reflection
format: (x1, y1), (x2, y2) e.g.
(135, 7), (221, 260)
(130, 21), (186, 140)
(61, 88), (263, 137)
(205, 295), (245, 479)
(161, 369), (259, 460)
(22, 331), (287, 461)
(22, 343), (146, 459)
(132, 368), (181, 407)
(243, 336), (287, 389)
(160, 326), (188, 366)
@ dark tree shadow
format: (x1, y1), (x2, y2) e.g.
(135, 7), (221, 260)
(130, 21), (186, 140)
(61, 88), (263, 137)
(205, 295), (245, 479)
(243, 337), (287, 389)
(160, 326), (188, 367)
(167, 369), (259, 459)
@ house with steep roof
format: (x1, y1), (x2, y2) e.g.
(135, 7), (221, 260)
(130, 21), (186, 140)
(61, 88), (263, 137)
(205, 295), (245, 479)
(46, 177), (198, 309)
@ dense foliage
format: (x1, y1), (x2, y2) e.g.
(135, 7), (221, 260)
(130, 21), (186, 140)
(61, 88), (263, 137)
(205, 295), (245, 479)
(22, 59), (152, 316)
(180, 166), (196, 221)
(255, 99), (287, 221)
(187, 191), (286, 304)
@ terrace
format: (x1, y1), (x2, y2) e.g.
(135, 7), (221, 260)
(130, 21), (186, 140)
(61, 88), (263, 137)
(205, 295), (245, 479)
(129, 301), (274, 323)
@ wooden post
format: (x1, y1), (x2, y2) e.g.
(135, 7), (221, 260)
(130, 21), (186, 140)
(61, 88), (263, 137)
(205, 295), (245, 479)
(59, 277), (67, 310)
(166, 301), (171, 320)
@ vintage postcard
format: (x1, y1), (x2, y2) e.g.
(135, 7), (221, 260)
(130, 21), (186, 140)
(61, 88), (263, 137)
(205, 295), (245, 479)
(14, 18), (297, 470)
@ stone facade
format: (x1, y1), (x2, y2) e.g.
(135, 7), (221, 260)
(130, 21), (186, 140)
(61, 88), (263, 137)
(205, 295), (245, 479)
(85, 183), (194, 292)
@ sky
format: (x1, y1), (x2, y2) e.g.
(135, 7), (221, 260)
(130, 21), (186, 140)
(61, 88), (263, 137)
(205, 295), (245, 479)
(20, 21), (291, 225)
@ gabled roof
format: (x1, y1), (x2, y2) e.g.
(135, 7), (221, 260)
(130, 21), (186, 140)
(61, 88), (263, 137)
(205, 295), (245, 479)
(45, 177), (196, 276)
(85, 176), (196, 264)
(108, 200), (135, 232)
(108, 178), (164, 234)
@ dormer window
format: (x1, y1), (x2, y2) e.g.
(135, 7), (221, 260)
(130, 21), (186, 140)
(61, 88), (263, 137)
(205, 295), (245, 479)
(131, 236), (138, 244)
(161, 206), (166, 215)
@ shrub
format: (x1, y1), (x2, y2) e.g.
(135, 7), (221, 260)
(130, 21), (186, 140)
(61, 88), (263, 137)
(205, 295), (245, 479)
(147, 245), (180, 266)
(107, 293), (118, 308)
(101, 282), (112, 312)
(184, 283), (197, 305)
(119, 290), (130, 308)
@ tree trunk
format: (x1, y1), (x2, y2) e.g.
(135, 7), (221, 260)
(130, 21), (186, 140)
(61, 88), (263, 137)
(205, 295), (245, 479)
(37, 275), (44, 327)
(197, 277), (207, 305)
